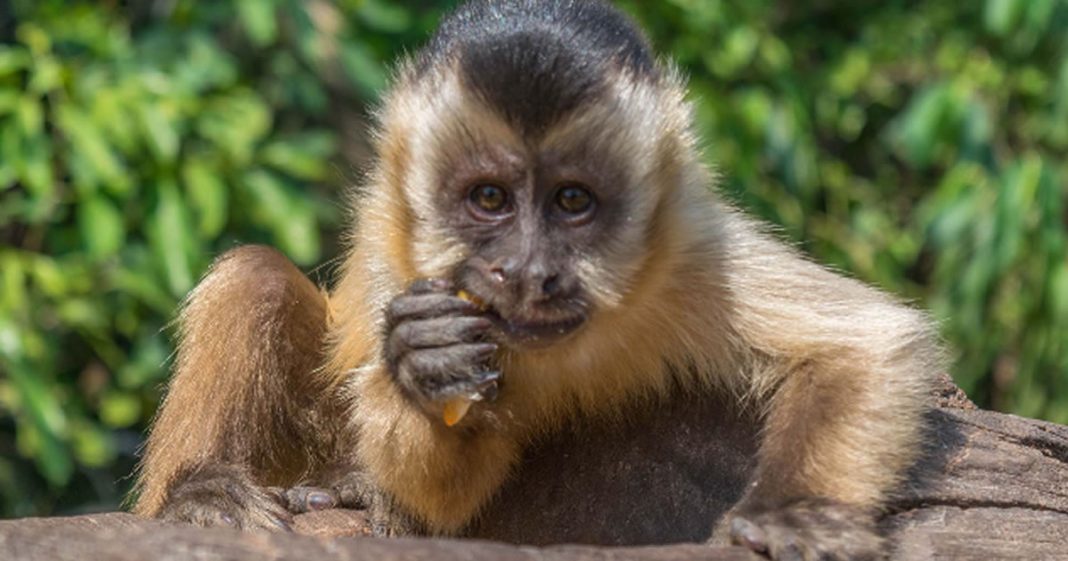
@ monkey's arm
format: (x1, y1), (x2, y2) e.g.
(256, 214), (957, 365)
(717, 220), (941, 559)
(132, 246), (337, 529)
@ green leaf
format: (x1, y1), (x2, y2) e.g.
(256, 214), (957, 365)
(116, 333), (170, 388)
(181, 158), (229, 238)
(893, 84), (953, 168)
(99, 392), (141, 429)
(149, 180), (197, 296)
(356, 0), (412, 33)
(340, 43), (388, 98)
(243, 170), (320, 265)
(27, 56), (61, 94)
(0, 91), (19, 115)
(138, 103), (180, 164)
(984, 0), (1024, 36)
(78, 195), (126, 260)
(0, 322), (72, 486)
(0, 46), (31, 76)
(56, 103), (129, 195)
(197, 91), (272, 165)
(259, 131), (336, 180)
(18, 133), (54, 209)
(237, 0), (278, 47)
(0, 253), (27, 312)
(70, 422), (114, 467)
(29, 256), (69, 298)
(110, 266), (177, 316)
(15, 95), (43, 137)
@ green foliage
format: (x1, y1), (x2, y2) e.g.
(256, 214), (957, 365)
(0, 0), (437, 516)
(618, 0), (1068, 421)
(0, 0), (1065, 517)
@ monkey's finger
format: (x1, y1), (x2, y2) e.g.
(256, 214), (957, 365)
(390, 316), (494, 356)
(401, 343), (499, 378)
(387, 293), (481, 325)
(273, 486), (339, 514)
(406, 278), (454, 295)
(396, 344), (499, 398)
(437, 370), (502, 403)
(247, 490), (296, 532)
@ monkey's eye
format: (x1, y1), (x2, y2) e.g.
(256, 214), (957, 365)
(467, 184), (511, 215)
(554, 184), (595, 216)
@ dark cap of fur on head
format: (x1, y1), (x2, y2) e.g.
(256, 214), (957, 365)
(416, 0), (658, 136)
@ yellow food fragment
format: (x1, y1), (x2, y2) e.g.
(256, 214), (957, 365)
(443, 397), (473, 427)
(457, 290), (486, 310)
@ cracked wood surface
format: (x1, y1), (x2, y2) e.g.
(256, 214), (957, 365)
(1, 381), (1066, 561)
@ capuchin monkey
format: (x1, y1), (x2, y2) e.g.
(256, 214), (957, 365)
(132, 1), (943, 559)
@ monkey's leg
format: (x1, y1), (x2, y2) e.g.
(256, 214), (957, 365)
(132, 246), (336, 530)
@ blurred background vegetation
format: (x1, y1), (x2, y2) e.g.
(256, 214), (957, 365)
(0, 0), (1065, 518)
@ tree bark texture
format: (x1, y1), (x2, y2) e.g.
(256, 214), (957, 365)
(1, 378), (1065, 561)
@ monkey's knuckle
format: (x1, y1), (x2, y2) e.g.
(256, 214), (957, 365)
(391, 322), (417, 347)
(386, 298), (410, 324)
(407, 278), (451, 295)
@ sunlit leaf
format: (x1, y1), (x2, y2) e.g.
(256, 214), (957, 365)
(237, 0), (279, 47)
(0, 46), (30, 76)
(260, 131), (336, 180)
(78, 195), (126, 260)
(356, 0), (412, 33)
(984, 0), (1024, 36)
(243, 170), (320, 265)
(100, 392), (141, 429)
(182, 157), (229, 238)
(70, 422), (114, 467)
(149, 180), (197, 296)
(138, 103), (180, 164)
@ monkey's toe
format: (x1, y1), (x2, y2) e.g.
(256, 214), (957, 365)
(272, 486), (339, 513)
(722, 500), (884, 561)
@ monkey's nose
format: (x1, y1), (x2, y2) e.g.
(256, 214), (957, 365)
(540, 274), (561, 299)
(488, 263), (561, 301)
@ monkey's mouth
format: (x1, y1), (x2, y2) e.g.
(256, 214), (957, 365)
(488, 313), (587, 349)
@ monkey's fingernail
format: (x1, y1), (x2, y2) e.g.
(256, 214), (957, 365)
(307, 491), (336, 511)
(220, 513), (237, 527)
(730, 518), (768, 553)
(272, 516), (294, 532)
(475, 370), (501, 385)
(474, 372), (501, 402)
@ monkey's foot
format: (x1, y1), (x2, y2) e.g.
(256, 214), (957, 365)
(713, 499), (885, 561)
(157, 464), (299, 532)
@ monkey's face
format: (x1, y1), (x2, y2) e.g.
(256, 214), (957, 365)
(392, 71), (680, 351)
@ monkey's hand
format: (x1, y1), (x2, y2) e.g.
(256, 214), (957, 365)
(712, 499), (885, 561)
(156, 463), (332, 531)
(385, 278), (499, 418)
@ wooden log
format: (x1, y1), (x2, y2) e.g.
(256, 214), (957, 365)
(1, 378), (1065, 560)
